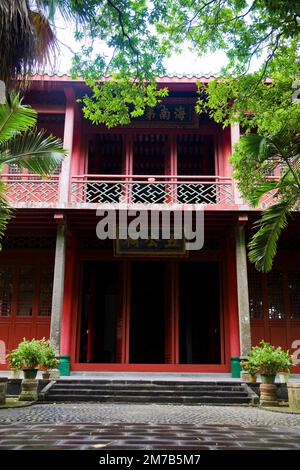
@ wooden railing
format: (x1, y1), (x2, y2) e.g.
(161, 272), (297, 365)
(71, 174), (235, 207)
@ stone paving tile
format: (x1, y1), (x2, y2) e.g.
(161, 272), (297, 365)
(0, 403), (300, 449)
(0, 422), (299, 450)
(1, 403), (300, 430)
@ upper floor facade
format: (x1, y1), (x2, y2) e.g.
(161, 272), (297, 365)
(1, 75), (276, 211)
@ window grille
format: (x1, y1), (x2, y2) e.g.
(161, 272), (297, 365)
(39, 268), (54, 316)
(17, 267), (35, 316)
(267, 271), (285, 319)
(0, 267), (13, 316)
(288, 271), (300, 320)
(248, 270), (263, 319)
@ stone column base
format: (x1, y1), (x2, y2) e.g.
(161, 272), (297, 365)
(287, 383), (300, 410)
(260, 383), (278, 407)
(19, 379), (38, 401)
(0, 378), (7, 405)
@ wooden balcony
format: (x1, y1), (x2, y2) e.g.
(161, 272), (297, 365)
(1, 174), (60, 208)
(70, 174), (235, 209)
(0, 173), (276, 210)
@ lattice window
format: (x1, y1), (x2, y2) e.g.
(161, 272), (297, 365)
(39, 267), (53, 316)
(0, 267), (13, 316)
(1, 236), (55, 250)
(267, 271), (285, 319)
(17, 267), (35, 316)
(288, 271), (300, 320)
(248, 270), (263, 319)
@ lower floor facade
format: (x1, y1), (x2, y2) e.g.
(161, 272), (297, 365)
(0, 211), (300, 373)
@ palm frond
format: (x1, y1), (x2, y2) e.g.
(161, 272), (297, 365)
(37, 0), (96, 23)
(0, 129), (66, 176)
(0, 0), (36, 86)
(239, 134), (267, 161)
(0, 93), (37, 144)
(31, 10), (57, 67)
(0, 180), (12, 248)
(248, 181), (280, 207)
(248, 198), (295, 273)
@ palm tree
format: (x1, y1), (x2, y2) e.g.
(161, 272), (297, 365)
(0, 93), (66, 243)
(239, 130), (300, 272)
(0, 0), (93, 87)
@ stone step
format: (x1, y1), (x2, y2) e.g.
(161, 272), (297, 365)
(55, 380), (241, 386)
(44, 394), (250, 404)
(47, 388), (248, 397)
(50, 384), (244, 392)
(43, 379), (252, 405)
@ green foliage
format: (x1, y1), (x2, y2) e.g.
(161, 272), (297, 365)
(6, 349), (22, 371)
(14, 338), (44, 369)
(240, 358), (259, 377)
(39, 339), (58, 370)
(0, 94), (36, 144)
(11, 338), (58, 370)
(69, 1), (170, 126)
(248, 199), (294, 272)
(1, 130), (65, 176)
(247, 340), (294, 375)
(196, 47), (300, 135)
(80, 78), (168, 128)
(231, 129), (300, 272)
(0, 93), (66, 244)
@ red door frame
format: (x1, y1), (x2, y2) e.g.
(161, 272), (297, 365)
(69, 241), (232, 372)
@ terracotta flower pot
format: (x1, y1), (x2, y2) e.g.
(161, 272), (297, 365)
(249, 375), (257, 383)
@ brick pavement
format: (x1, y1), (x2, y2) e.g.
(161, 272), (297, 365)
(0, 403), (299, 450)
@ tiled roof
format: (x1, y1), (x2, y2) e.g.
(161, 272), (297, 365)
(29, 73), (216, 83)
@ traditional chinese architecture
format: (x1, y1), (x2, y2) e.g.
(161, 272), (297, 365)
(0, 74), (299, 373)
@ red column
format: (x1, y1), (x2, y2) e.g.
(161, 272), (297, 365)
(60, 235), (77, 356)
(225, 231), (241, 358)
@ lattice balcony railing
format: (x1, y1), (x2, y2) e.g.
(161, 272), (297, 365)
(0, 174), (60, 207)
(71, 175), (235, 207)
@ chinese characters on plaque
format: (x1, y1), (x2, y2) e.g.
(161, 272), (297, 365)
(114, 236), (187, 256)
(133, 104), (194, 125)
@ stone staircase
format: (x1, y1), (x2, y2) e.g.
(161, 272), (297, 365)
(42, 380), (255, 405)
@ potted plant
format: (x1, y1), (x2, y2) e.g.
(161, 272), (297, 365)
(277, 349), (293, 383)
(6, 349), (22, 379)
(241, 358), (259, 383)
(249, 341), (283, 383)
(16, 338), (43, 379)
(39, 340), (58, 379)
(240, 360), (250, 382)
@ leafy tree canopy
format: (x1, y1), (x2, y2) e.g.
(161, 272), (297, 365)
(1, 1), (300, 130)
(64, 0), (300, 130)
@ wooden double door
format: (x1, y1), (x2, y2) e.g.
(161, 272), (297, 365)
(78, 260), (222, 366)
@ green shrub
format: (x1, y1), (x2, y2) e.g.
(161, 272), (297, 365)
(247, 340), (294, 375)
(14, 338), (44, 369)
(39, 339), (58, 370)
(6, 349), (22, 371)
(240, 358), (259, 376)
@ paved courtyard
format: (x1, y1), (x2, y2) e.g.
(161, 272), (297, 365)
(0, 403), (300, 449)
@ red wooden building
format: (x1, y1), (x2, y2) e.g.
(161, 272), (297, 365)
(0, 75), (300, 373)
